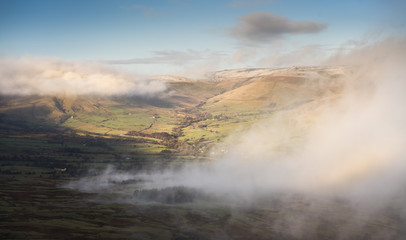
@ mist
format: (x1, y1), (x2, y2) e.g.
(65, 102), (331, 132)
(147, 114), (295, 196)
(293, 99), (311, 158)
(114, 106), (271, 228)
(67, 37), (406, 238)
(0, 56), (167, 97)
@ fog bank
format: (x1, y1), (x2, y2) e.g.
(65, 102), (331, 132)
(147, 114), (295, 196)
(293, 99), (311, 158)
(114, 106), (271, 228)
(70, 37), (406, 200)
(125, 38), (406, 202)
(0, 57), (166, 96)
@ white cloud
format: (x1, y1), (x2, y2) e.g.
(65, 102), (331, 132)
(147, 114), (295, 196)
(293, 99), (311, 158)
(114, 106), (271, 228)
(0, 56), (167, 96)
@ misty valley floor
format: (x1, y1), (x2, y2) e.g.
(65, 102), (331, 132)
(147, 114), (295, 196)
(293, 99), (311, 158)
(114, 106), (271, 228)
(1, 170), (405, 240)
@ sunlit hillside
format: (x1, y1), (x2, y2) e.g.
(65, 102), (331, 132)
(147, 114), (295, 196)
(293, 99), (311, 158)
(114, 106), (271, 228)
(0, 66), (349, 157)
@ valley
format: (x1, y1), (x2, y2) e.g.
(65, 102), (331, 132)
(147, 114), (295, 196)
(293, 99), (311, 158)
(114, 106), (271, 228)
(0, 66), (347, 159)
(1, 66), (405, 240)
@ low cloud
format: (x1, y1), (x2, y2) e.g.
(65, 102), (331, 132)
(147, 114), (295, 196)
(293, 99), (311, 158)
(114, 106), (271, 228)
(0, 56), (166, 96)
(229, 12), (327, 44)
(206, 37), (406, 200)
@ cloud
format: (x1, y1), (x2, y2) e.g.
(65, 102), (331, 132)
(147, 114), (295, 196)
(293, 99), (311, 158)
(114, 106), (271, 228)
(208, 37), (406, 196)
(229, 12), (327, 44)
(0, 56), (167, 96)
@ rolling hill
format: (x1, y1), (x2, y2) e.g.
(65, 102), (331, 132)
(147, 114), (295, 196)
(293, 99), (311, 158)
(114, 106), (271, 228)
(0, 66), (349, 156)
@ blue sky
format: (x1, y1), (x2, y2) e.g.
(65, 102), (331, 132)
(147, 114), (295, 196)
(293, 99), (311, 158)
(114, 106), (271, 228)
(1, 0), (405, 77)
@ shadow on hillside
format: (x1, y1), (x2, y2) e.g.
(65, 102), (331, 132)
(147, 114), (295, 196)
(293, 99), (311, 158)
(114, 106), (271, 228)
(116, 96), (174, 108)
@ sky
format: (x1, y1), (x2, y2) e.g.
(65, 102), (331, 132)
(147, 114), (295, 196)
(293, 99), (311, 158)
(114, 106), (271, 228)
(1, 0), (405, 77)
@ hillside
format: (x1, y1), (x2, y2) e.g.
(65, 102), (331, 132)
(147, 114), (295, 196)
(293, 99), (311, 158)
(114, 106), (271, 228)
(0, 66), (349, 157)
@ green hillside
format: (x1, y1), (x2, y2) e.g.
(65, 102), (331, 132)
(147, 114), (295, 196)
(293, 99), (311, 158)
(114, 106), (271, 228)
(0, 66), (348, 158)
